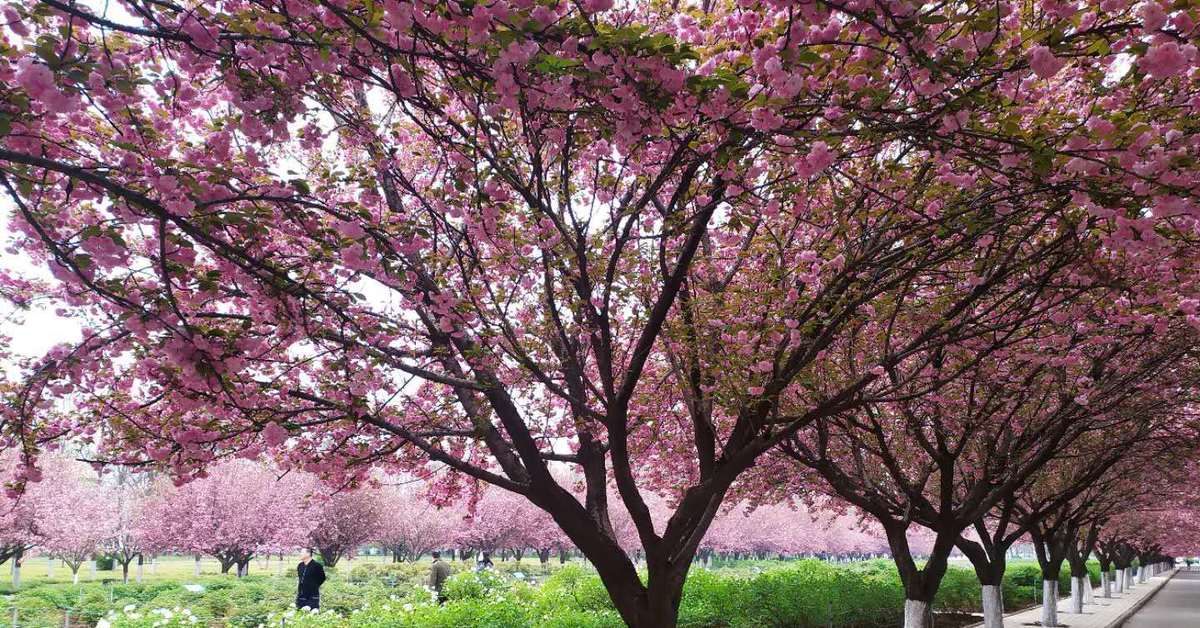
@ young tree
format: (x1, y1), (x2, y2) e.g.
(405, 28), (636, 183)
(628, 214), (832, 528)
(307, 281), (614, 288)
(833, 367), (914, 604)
(105, 467), (156, 583)
(38, 472), (111, 584)
(142, 461), (311, 577)
(307, 486), (387, 568)
(5, 1), (1200, 625)
(377, 485), (459, 562)
(0, 454), (43, 587)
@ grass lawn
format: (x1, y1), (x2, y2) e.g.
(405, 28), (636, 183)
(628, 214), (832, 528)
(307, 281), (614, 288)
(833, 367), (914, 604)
(4, 552), (406, 588)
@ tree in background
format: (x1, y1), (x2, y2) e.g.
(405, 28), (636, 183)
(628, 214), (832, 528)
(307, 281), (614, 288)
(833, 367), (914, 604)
(142, 461), (311, 577)
(105, 466), (156, 583)
(37, 463), (111, 584)
(377, 485), (460, 563)
(307, 486), (387, 568)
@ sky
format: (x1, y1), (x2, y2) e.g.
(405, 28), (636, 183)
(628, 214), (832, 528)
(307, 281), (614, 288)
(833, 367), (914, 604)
(0, 207), (81, 363)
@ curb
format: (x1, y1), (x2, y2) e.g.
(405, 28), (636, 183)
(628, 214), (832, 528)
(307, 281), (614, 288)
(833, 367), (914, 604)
(962, 569), (1179, 628)
(1108, 568), (1178, 628)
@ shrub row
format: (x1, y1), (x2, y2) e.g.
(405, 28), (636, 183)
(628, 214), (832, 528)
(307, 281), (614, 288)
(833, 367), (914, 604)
(0, 558), (1103, 627)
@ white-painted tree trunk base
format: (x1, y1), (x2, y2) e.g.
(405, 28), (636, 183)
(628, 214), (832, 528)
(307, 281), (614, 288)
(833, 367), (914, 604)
(1042, 580), (1059, 627)
(1083, 575), (1095, 604)
(1070, 576), (1084, 613)
(47, 557), (54, 579)
(72, 572), (79, 585)
(193, 557), (201, 577)
(136, 563), (143, 583)
(1101, 571), (1111, 597)
(1139, 566), (1147, 583)
(981, 584), (1004, 628)
(11, 563), (19, 589)
(903, 599), (931, 628)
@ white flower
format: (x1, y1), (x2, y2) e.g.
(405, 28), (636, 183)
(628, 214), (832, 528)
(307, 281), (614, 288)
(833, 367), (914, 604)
(402, 603), (414, 612)
(96, 620), (112, 628)
(123, 604), (137, 612)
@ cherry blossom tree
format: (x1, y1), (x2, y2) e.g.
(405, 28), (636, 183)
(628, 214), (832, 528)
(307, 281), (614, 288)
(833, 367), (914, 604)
(377, 485), (460, 562)
(141, 461), (312, 576)
(4, 0), (1200, 624)
(104, 466), (157, 583)
(307, 485), (387, 568)
(0, 452), (43, 587)
(38, 468), (111, 584)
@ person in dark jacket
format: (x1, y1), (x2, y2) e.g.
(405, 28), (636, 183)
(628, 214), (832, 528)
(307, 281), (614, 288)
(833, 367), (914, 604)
(429, 551), (452, 604)
(296, 550), (326, 609)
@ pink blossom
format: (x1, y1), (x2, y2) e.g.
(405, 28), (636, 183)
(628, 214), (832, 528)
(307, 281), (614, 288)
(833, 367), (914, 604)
(1028, 45), (1066, 79)
(262, 421), (290, 447)
(1137, 2), (1168, 31)
(1139, 42), (1190, 79)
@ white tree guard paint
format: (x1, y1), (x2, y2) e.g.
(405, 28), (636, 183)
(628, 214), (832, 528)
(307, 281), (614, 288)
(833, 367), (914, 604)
(46, 557), (53, 579)
(981, 584), (1004, 628)
(903, 599), (931, 628)
(1069, 576), (1084, 613)
(1083, 575), (1095, 605)
(1101, 570), (1111, 597)
(1041, 580), (1059, 627)
(1139, 565), (1148, 583)
(193, 555), (201, 577)
(10, 562), (19, 589)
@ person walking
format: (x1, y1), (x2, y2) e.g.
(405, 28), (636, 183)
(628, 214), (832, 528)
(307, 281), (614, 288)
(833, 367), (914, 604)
(296, 550), (326, 610)
(429, 551), (452, 604)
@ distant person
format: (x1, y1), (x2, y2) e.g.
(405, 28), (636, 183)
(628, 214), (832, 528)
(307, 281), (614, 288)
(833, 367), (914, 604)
(475, 551), (495, 572)
(296, 550), (326, 610)
(429, 551), (452, 604)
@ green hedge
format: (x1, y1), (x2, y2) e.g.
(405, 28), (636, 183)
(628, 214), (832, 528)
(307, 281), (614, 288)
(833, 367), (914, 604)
(4, 558), (1108, 627)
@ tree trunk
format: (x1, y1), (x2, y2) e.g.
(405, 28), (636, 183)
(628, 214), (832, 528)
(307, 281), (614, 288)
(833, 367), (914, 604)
(47, 556), (53, 580)
(10, 552), (20, 589)
(136, 555), (144, 583)
(978, 585), (1003, 628)
(1083, 574), (1094, 605)
(122, 560), (130, 583)
(1101, 570), (1111, 598)
(1069, 576), (1084, 613)
(957, 538), (1008, 628)
(886, 525), (954, 628)
(194, 555), (202, 577)
(1041, 579), (1059, 627)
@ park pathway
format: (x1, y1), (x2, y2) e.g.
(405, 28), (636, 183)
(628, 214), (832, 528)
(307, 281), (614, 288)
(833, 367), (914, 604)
(969, 568), (1176, 628)
(1121, 569), (1200, 626)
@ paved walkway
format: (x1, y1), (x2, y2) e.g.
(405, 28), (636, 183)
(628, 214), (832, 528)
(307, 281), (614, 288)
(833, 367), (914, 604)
(972, 569), (1176, 628)
(1122, 568), (1200, 626)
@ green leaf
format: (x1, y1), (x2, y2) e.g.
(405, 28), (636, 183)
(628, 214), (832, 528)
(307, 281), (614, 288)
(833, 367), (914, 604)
(533, 54), (582, 75)
(795, 50), (823, 64)
(289, 179), (312, 195)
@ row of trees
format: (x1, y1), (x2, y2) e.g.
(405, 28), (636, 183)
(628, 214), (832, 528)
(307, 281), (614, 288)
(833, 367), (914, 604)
(2, 0), (1200, 626)
(0, 458), (926, 584)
